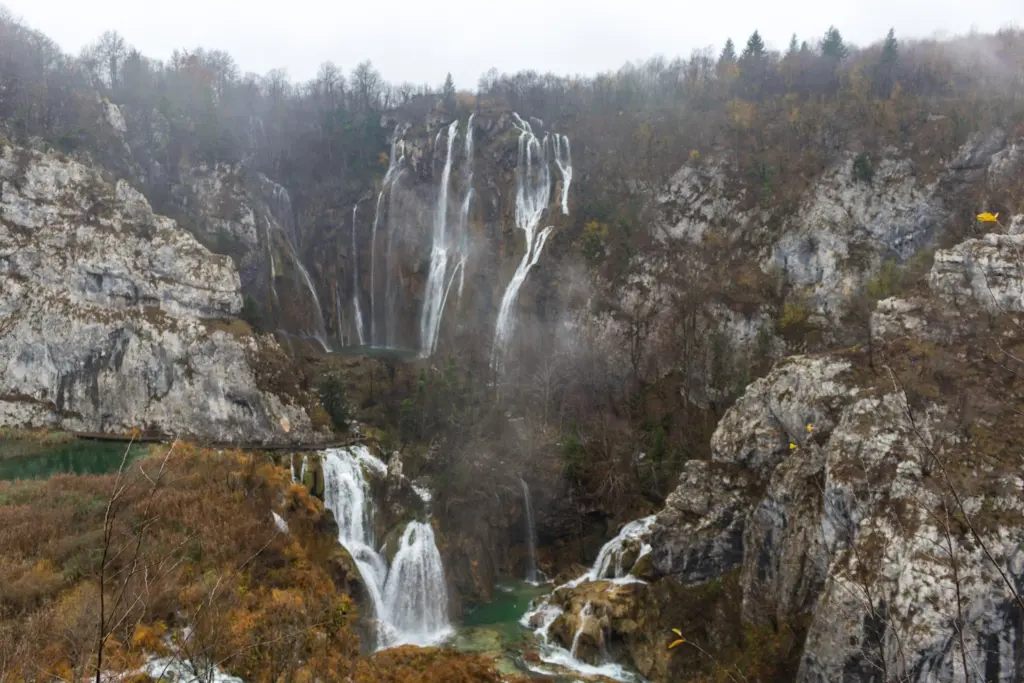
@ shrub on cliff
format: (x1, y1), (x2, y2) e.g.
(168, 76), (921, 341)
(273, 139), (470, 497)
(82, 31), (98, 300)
(318, 373), (351, 433)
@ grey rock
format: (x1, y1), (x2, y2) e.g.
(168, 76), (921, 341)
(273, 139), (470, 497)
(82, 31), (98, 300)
(0, 144), (320, 443)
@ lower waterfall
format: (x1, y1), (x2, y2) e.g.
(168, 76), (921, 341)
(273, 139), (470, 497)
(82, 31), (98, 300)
(320, 446), (452, 649)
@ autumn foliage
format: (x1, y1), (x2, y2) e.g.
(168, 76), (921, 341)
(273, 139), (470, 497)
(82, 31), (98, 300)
(0, 445), (498, 682)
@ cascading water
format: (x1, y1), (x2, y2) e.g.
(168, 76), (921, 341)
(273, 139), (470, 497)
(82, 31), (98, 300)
(570, 602), (594, 659)
(491, 114), (557, 372)
(382, 522), (453, 645)
(318, 447), (451, 649)
(519, 515), (655, 682)
(266, 182), (330, 350)
(586, 515), (656, 583)
(351, 204), (367, 346)
(552, 134), (572, 215)
(370, 131), (406, 346)
(521, 478), (540, 584)
(419, 120), (460, 356)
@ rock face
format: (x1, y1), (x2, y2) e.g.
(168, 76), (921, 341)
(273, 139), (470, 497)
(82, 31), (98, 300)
(622, 222), (1024, 682)
(0, 143), (319, 442)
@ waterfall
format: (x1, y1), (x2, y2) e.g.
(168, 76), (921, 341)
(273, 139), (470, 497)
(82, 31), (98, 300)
(491, 115), (556, 372)
(370, 131), (406, 346)
(570, 602), (594, 659)
(553, 134), (572, 215)
(455, 113), (476, 299)
(419, 120), (459, 356)
(587, 515), (656, 582)
(334, 284), (346, 347)
(287, 241), (331, 351)
(319, 447), (451, 649)
(521, 478), (540, 584)
(264, 181), (330, 350)
(518, 514), (654, 681)
(351, 204), (366, 346)
(382, 522), (453, 645)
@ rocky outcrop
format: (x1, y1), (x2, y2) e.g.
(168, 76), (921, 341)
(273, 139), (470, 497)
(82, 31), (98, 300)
(0, 143), (320, 442)
(624, 223), (1024, 682)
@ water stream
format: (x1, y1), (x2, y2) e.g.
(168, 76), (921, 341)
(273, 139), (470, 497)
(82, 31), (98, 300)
(517, 515), (656, 681)
(351, 204), (367, 346)
(491, 114), (562, 372)
(319, 446), (451, 649)
(520, 478), (541, 584)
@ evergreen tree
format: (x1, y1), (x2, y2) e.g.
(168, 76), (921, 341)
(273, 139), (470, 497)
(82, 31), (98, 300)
(800, 40), (812, 55)
(786, 34), (799, 58)
(441, 72), (456, 111)
(742, 30), (767, 60)
(881, 28), (899, 64)
(873, 28), (900, 97)
(720, 38), (737, 64)
(821, 26), (849, 60)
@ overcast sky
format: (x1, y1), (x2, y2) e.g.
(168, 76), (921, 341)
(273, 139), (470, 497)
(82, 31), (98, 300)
(3, 0), (1022, 88)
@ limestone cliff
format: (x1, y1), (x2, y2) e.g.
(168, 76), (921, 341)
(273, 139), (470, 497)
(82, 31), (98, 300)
(542, 215), (1024, 682)
(0, 142), (321, 442)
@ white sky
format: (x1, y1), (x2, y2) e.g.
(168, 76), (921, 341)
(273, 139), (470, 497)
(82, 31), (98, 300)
(3, 0), (1022, 88)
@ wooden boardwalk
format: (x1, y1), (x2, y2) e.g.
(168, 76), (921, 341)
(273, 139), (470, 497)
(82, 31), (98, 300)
(71, 431), (352, 452)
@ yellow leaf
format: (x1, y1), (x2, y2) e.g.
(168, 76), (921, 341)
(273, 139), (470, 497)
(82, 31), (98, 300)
(672, 628), (683, 637)
(977, 212), (999, 223)
(806, 424), (814, 433)
(789, 442), (798, 450)
(669, 638), (686, 649)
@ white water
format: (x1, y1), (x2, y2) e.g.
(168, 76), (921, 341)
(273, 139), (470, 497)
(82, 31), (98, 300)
(267, 183), (330, 350)
(519, 514), (656, 682)
(144, 655), (244, 683)
(351, 204), (367, 346)
(521, 602), (639, 682)
(318, 447), (450, 649)
(520, 478), (540, 584)
(587, 515), (656, 583)
(552, 133), (572, 215)
(370, 131), (406, 346)
(570, 602), (594, 659)
(382, 522), (453, 645)
(419, 120), (459, 356)
(287, 241), (331, 351)
(491, 114), (557, 372)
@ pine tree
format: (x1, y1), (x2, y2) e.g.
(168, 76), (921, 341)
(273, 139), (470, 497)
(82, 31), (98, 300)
(742, 31), (767, 60)
(720, 39), (737, 64)
(786, 34), (799, 58)
(821, 26), (849, 60)
(873, 28), (900, 97)
(441, 72), (456, 111)
(881, 28), (898, 64)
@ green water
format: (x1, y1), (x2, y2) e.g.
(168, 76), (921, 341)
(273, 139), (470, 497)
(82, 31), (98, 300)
(0, 440), (147, 480)
(461, 580), (551, 642)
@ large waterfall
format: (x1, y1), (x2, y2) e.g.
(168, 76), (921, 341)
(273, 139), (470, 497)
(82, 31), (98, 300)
(319, 446), (452, 648)
(370, 132), (406, 346)
(491, 114), (559, 372)
(340, 113), (567, 359)
(418, 118), (475, 356)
